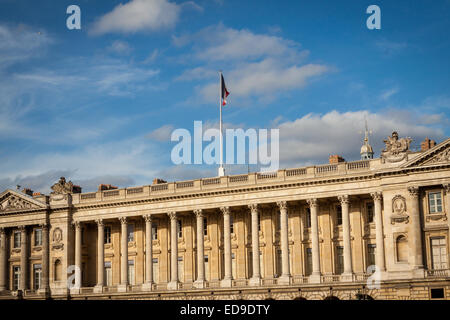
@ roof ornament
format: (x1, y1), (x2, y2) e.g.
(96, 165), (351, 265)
(381, 131), (412, 163)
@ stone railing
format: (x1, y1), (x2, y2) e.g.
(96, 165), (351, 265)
(321, 275), (341, 283)
(426, 269), (450, 278)
(71, 160), (374, 204)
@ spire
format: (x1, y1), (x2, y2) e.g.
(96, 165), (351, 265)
(360, 117), (374, 160)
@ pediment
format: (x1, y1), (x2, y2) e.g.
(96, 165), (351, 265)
(401, 138), (450, 168)
(0, 190), (47, 213)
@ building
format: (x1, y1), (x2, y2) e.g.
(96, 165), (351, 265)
(0, 131), (449, 300)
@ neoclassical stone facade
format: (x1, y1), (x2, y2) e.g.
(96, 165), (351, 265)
(0, 133), (450, 300)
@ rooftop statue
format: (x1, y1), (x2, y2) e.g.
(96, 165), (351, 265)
(381, 131), (412, 163)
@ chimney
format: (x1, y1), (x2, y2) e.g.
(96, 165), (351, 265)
(21, 188), (34, 196)
(98, 184), (118, 192)
(421, 137), (436, 151)
(329, 155), (345, 164)
(153, 178), (167, 185)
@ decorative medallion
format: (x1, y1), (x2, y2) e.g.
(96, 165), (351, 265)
(52, 227), (64, 250)
(391, 195), (409, 224)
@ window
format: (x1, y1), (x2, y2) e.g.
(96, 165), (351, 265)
(81, 228), (85, 245)
(367, 203), (374, 223)
(230, 215), (234, 234)
(127, 224), (135, 243)
(13, 231), (21, 248)
(204, 255), (209, 281)
(335, 246), (344, 274)
(367, 244), (376, 267)
(34, 264), (42, 290)
(305, 208), (311, 228)
(177, 220), (182, 238)
(152, 258), (159, 283)
(152, 223), (158, 240)
(396, 235), (408, 262)
(431, 237), (448, 270)
(13, 266), (20, 291)
(34, 228), (42, 246)
(104, 226), (111, 244)
(203, 218), (207, 236)
(258, 214), (261, 231)
(54, 259), (62, 282)
(336, 205), (342, 226)
(276, 213), (281, 231)
(305, 248), (312, 276)
(104, 262), (112, 286)
(429, 192), (443, 214)
(276, 249), (282, 277)
(431, 288), (445, 299)
(128, 260), (135, 285)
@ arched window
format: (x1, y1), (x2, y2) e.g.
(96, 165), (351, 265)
(54, 259), (62, 282)
(396, 235), (408, 262)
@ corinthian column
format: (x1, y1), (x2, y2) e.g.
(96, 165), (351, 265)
(19, 226), (27, 291)
(167, 212), (179, 290)
(40, 223), (50, 294)
(142, 215), (153, 291)
(277, 201), (291, 285)
(407, 187), (424, 275)
(371, 192), (386, 272)
(221, 207), (232, 287)
(0, 228), (6, 292)
(248, 204), (261, 286)
(307, 199), (321, 283)
(338, 195), (353, 281)
(118, 217), (128, 292)
(193, 210), (205, 288)
(73, 221), (82, 292)
(94, 219), (104, 293)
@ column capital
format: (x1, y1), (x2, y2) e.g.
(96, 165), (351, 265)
(167, 211), (177, 220)
(220, 207), (230, 216)
(95, 219), (104, 227)
(370, 192), (383, 201)
(306, 198), (318, 208)
(18, 225), (26, 232)
(72, 221), (81, 229)
(0, 227), (5, 235)
(248, 203), (258, 213)
(443, 183), (450, 194)
(338, 195), (349, 205)
(277, 201), (288, 211)
(194, 209), (203, 218)
(119, 216), (127, 225)
(143, 214), (153, 223)
(407, 186), (420, 198)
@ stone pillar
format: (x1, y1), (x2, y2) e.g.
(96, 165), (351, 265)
(142, 215), (153, 291)
(40, 224), (50, 294)
(307, 199), (321, 283)
(371, 192), (386, 272)
(338, 195), (353, 281)
(407, 186), (425, 275)
(249, 204), (261, 286)
(193, 210), (205, 288)
(94, 219), (104, 293)
(277, 201), (291, 285)
(221, 207), (232, 287)
(19, 226), (27, 291)
(118, 217), (128, 292)
(167, 212), (179, 290)
(0, 228), (6, 292)
(70, 221), (82, 294)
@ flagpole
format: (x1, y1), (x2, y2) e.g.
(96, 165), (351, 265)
(219, 71), (224, 177)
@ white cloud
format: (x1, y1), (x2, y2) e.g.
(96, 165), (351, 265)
(107, 40), (133, 55)
(146, 124), (175, 142)
(380, 87), (399, 101)
(91, 0), (181, 35)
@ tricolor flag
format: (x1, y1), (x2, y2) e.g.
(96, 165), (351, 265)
(221, 74), (230, 106)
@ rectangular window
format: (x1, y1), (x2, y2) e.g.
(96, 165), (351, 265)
(14, 231), (21, 248)
(13, 266), (20, 291)
(305, 208), (311, 228)
(177, 220), (182, 238)
(203, 218), (208, 236)
(230, 215), (234, 234)
(34, 228), (42, 246)
(128, 260), (135, 285)
(429, 192), (443, 214)
(104, 262), (112, 286)
(305, 248), (312, 276)
(367, 244), (376, 267)
(152, 258), (159, 283)
(367, 203), (374, 223)
(276, 249), (282, 277)
(34, 264), (42, 290)
(152, 223), (158, 240)
(431, 237), (448, 270)
(204, 255), (209, 281)
(336, 246), (344, 274)
(127, 224), (135, 243)
(336, 205), (342, 226)
(104, 226), (111, 244)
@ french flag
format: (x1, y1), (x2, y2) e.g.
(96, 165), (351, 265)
(221, 74), (230, 106)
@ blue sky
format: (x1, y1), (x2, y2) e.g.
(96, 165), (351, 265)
(0, 0), (449, 193)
